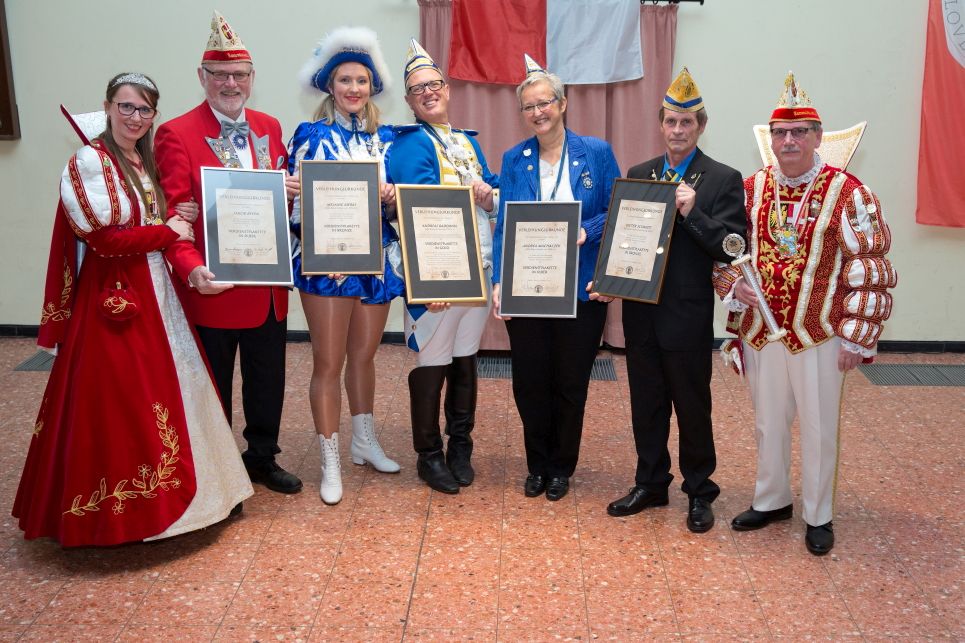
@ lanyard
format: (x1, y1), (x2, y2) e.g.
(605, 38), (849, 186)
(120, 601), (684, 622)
(537, 136), (569, 202)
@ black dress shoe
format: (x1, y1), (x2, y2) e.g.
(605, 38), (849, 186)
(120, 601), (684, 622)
(446, 446), (475, 487)
(417, 452), (460, 494)
(229, 502), (243, 517)
(545, 476), (569, 501)
(524, 474), (546, 497)
(245, 460), (303, 494)
(805, 521), (834, 555)
(686, 497), (715, 533)
(607, 486), (668, 517)
(730, 504), (793, 531)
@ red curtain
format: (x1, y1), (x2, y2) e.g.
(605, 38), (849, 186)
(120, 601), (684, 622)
(418, 0), (678, 348)
(916, 0), (965, 227)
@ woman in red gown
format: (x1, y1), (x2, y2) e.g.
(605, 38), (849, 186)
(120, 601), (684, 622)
(13, 72), (253, 547)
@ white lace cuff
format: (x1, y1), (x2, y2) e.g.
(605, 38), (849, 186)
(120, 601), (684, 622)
(841, 339), (875, 358)
(722, 280), (749, 313)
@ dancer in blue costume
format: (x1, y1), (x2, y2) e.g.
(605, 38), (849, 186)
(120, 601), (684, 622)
(288, 27), (403, 504)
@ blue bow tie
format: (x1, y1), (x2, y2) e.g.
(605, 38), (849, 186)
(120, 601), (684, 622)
(220, 120), (250, 149)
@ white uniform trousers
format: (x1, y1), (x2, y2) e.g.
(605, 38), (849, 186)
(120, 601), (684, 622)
(415, 282), (493, 367)
(743, 337), (845, 526)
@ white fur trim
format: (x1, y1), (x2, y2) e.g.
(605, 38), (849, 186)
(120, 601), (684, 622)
(299, 26), (392, 97)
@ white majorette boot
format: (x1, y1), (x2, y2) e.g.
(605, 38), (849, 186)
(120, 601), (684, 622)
(350, 413), (400, 473)
(319, 433), (342, 505)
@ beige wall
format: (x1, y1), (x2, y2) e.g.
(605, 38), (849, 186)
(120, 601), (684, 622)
(1, 1), (961, 342)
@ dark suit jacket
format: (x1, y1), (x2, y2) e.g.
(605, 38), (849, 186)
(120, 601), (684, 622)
(625, 147), (745, 351)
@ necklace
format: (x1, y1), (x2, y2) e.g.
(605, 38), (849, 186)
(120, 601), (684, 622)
(772, 161), (822, 257)
(420, 121), (477, 185)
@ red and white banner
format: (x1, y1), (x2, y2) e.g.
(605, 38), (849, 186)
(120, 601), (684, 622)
(916, 0), (965, 227)
(448, 0), (642, 86)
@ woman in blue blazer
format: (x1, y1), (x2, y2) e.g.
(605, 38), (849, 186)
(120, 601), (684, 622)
(492, 56), (620, 501)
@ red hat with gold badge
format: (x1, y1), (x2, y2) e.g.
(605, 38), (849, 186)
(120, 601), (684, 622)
(202, 11), (251, 63)
(770, 71), (820, 123)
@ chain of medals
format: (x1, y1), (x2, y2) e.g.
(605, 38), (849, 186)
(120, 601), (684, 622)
(142, 186), (163, 226)
(419, 120), (478, 186)
(126, 155), (163, 226)
(771, 161), (822, 257)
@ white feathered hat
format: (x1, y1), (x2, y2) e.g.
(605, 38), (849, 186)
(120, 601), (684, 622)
(299, 26), (391, 96)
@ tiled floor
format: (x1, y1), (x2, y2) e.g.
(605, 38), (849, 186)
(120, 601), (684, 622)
(0, 336), (961, 641)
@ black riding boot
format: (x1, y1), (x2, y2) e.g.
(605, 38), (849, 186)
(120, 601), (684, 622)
(444, 354), (478, 486)
(409, 365), (459, 494)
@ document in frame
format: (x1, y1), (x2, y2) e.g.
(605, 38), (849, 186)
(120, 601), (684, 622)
(604, 198), (666, 281)
(201, 166), (293, 285)
(499, 200), (581, 318)
(591, 178), (676, 303)
(312, 180), (370, 256)
(411, 206), (471, 281)
(394, 184), (487, 304)
(511, 220), (568, 298)
(298, 160), (383, 275)
(215, 187), (278, 265)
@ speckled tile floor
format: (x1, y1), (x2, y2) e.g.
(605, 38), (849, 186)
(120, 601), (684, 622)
(0, 336), (961, 641)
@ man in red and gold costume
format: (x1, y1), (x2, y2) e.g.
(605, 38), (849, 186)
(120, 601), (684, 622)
(155, 12), (301, 494)
(716, 72), (896, 555)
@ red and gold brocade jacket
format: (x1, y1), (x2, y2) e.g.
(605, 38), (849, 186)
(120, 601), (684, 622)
(714, 165), (896, 354)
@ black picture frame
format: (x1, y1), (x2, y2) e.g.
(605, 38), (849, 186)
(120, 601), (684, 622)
(591, 178), (678, 303)
(298, 159), (383, 275)
(0, 0), (20, 140)
(498, 201), (582, 318)
(395, 184), (487, 304)
(201, 167), (294, 285)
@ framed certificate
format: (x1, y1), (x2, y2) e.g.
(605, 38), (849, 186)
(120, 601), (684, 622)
(200, 167), (294, 285)
(395, 184), (487, 304)
(298, 160), (383, 275)
(591, 178), (677, 303)
(498, 201), (581, 318)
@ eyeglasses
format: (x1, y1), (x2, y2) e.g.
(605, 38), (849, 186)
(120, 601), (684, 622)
(770, 126), (815, 140)
(406, 79), (446, 95)
(520, 98), (558, 114)
(202, 67), (252, 83)
(113, 101), (156, 119)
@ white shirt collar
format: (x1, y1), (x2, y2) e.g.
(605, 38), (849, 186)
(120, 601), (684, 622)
(209, 105), (247, 124)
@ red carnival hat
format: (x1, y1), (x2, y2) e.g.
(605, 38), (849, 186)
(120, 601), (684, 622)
(770, 71), (820, 123)
(202, 11), (251, 63)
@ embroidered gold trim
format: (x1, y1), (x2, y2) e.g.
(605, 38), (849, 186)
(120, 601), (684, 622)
(64, 402), (181, 516)
(103, 295), (134, 315)
(40, 261), (73, 326)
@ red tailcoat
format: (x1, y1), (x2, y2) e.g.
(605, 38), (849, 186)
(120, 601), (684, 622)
(155, 102), (289, 328)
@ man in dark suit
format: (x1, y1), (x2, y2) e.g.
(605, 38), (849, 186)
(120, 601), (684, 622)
(605, 68), (745, 532)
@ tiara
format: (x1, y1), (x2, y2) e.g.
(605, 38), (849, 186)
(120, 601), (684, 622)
(109, 73), (157, 92)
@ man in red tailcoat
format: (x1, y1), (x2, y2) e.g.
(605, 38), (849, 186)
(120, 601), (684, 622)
(155, 11), (301, 494)
(715, 72), (896, 555)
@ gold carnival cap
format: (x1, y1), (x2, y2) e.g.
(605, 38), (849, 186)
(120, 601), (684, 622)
(403, 38), (441, 85)
(202, 11), (251, 63)
(662, 67), (703, 113)
(770, 71), (820, 123)
(523, 53), (546, 77)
